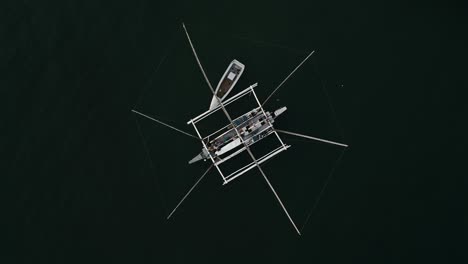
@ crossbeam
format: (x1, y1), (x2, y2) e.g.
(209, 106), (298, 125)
(203, 106), (262, 141)
(183, 22), (301, 235)
(223, 145), (290, 184)
(187, 83), (257, 125)
(215, 128), (276, 166)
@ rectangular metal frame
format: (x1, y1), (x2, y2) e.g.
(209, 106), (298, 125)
(187, 83), (258, 125)
(214, 126), (275, 167)
(187, 84), (288, 184)
(223, 145), (290, 185)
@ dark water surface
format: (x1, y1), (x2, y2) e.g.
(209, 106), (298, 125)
(4, 0), (466, 263)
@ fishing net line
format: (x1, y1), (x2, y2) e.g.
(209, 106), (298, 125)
(132, 22), (348, 232)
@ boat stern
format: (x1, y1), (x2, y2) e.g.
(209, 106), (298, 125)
(273, 106), (287, 118)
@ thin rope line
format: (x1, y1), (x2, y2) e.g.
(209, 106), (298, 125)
(314, 60), (346, 141)
(134, 117), (169, 216)
(300, 147), (347, 232)
(181, 25), (308, 55)
(133, 30), (178, 110)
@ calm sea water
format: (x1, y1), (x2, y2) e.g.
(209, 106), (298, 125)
(4, 0), (465, 263)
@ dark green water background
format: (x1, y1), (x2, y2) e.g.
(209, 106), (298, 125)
(3, 0), (466, 263)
